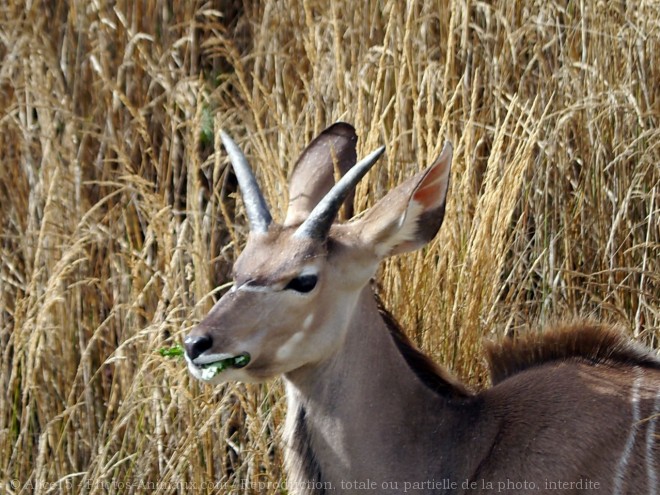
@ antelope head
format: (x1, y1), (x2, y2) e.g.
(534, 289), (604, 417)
(184, 123), (452, 384)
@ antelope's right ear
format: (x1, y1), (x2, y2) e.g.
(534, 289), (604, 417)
(348, 142), (452, 258)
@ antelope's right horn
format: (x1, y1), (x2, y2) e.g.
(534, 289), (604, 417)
(220, 131), (273, 233)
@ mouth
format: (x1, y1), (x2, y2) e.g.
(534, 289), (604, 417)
(188, 352), (251, 381)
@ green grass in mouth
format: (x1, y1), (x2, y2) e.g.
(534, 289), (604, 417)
(159, 344), (250, 378)
(200, 354), (251, 379)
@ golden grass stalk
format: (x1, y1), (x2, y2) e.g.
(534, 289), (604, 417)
(1, 1), (658, 493)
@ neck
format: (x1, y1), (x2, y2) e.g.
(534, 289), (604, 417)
(282, 287), (480, 494)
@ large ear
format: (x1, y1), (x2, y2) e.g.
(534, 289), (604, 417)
(284, 123), (358, 227)
(349, 142), (452, 258)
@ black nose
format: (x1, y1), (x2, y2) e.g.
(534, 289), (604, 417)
(184, 334), (213, 360)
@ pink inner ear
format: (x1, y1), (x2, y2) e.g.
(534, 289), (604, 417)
(413, 183), (439, 208)
(412, 161), (449, 209)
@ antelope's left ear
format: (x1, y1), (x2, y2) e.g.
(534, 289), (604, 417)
(347, 141), (452, 258)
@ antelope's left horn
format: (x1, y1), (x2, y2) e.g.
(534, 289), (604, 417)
(295, 145), (385, 240)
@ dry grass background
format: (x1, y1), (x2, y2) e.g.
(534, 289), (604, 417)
(1, 0), (658, 493)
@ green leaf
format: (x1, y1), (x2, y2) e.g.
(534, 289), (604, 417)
(233, 354), (250, 368)
(159, 344), (185, 359)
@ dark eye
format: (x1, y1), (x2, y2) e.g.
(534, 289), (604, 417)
(284, 274), (318, 293)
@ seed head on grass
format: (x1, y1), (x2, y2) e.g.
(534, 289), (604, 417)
(0, 1), (657, 493)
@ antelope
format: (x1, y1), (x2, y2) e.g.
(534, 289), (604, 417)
(184, 123), (660, 494)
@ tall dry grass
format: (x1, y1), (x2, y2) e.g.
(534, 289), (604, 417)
(1, 0), (658, 493)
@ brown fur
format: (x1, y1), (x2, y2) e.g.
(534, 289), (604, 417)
(375, 294), (472, 398)
(376, 299), (660, 393)
(485, 321), (660, 385)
